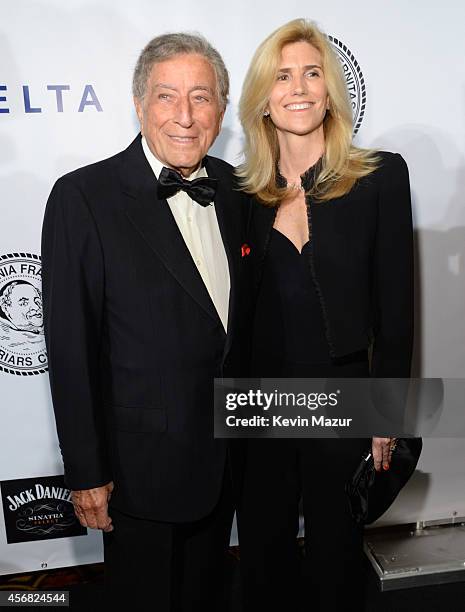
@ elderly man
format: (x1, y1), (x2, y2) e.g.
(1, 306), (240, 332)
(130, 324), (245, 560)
(41, 33), (250, 611)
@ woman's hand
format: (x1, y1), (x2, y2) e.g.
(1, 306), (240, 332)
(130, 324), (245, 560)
(372, 437), (396, 472)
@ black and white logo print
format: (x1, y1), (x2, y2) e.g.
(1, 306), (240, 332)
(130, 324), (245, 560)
(0, 253), (47, 375)
(329, 36), (366, 135)
(1, 475), (87, 544)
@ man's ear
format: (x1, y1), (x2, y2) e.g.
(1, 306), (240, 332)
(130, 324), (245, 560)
(133, 96), (144, 132)
(217, 108), (225, 136)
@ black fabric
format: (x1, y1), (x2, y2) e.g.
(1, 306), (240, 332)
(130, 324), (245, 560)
(157, 165), (218, 206)
(251, 228), (330, 375)
(249, 152), (414, 375)
(346, 436), (423, 525)
(239, 437), (370, 612)
(103, 468), (234, 612)
(238, 152), (414, 612)
(240, 356), (371, 611)
(241, 207), (372, 611)
(41, 134), (252, 522)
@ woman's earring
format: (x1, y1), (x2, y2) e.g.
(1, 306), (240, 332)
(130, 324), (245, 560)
(263, 110), (270, 117)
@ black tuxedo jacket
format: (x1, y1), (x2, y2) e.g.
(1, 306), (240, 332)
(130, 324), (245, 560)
(41, 135), (251, 522)
(249, 151), (414, 378)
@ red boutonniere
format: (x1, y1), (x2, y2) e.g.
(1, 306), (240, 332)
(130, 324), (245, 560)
(241, 243), (251, 258)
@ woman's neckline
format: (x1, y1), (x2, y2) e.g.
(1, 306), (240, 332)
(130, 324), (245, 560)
(276, 156), (323, 191)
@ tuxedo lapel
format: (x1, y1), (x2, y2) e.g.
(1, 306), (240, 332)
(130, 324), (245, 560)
(204, 157), (242, 355)
(253, 199), (276, 254)
(253, 200), (276, 270)
(120, 136), (222, 326)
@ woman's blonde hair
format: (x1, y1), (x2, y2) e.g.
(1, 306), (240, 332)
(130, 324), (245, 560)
(237, 18), (379, 204)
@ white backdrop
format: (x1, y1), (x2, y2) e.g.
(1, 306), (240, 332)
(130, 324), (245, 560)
(1, 0), (465, 574)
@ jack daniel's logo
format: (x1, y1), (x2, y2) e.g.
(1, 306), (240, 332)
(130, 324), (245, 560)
(6, 484), (72, 511)
(1, 475), (87, 543)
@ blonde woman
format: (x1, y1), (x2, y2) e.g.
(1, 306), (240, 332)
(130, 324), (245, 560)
(236, 19), (413, 611)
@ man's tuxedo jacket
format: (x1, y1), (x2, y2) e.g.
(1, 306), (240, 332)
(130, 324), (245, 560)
(41, 135), (251, 522)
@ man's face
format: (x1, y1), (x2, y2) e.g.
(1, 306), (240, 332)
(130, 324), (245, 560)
(134, 53), (224, 177)
(4, 284), (43, 330)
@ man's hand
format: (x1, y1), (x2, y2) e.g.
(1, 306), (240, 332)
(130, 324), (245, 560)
(372, 437), (396, 472)
(71, 481), (114, 532)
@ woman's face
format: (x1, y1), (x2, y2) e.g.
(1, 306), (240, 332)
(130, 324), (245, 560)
(266, 41), (329, 141)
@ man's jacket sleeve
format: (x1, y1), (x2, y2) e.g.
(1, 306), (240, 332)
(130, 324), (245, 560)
(41, 176), (112, 490)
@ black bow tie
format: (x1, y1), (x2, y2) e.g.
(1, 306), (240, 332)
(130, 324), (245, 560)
(157, 166), (217, 206)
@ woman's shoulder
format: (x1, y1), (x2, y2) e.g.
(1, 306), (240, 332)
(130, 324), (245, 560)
(362, 150), (411, 212)
(372, 150), (409, 175)
(353, 150), (409, 193)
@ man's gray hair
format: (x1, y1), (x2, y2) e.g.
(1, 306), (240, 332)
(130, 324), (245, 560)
(132, 32), (230, 110)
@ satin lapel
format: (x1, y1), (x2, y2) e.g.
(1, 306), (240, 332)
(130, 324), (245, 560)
(253, 200), (276, 268)
(120, 137), (221, 325)
(205, 157), (242, 354)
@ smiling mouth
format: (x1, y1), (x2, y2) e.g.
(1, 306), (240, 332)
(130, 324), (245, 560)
(284, 102), (313, 111)
(168, 136), (198, 144)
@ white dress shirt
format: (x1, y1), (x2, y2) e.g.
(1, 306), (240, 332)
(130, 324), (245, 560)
(141, 136), (230, 332)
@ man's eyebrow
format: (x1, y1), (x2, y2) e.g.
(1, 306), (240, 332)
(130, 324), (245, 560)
(190, 85), (215, 94)
(153, 83), (215, 94)
(154, 83), (177, 90)
(278, 64), (322, 72)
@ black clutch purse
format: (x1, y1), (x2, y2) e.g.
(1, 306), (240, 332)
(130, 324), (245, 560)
(345, 437), (423, 525)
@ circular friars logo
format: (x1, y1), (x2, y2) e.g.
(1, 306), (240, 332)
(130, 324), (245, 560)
(0, 253), (47, 375)
(329, 36), (366, 135)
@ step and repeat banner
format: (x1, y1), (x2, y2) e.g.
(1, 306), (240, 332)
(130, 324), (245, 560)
(1, 0), (465, 574)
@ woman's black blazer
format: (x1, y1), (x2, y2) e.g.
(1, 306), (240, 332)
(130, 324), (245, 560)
(249, 151), (413, 379)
